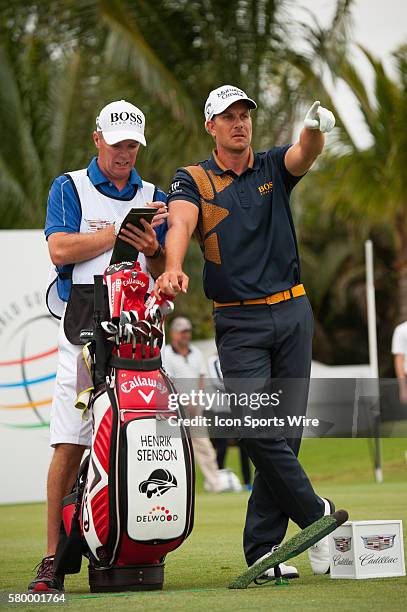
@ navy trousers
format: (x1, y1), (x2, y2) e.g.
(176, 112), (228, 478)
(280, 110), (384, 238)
(214, 295), (325, 565)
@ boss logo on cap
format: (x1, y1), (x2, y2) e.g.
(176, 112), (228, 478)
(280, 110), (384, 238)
(110, 111), (143, 125)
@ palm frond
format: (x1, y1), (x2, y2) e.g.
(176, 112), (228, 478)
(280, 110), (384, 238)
(336, 56), (376, 135)
(0, 157), (27, 228)
(0, 43), (43, 221)
(100, 0), (198, 129)
(47, 50), (83, 177)
(307, 241), (353, 307)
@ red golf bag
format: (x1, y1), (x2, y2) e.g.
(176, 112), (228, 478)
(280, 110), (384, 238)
(54, 266), (195, 592)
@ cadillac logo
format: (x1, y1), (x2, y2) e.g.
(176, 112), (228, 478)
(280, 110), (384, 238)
(334, 536), (352, 553)
(361, 534), (396, 551)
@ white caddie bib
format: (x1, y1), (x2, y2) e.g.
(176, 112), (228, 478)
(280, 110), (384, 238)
(46, 169), (156, 318)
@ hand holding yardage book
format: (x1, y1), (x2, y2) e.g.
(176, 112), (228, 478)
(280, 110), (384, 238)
(110, 207), (158, 264)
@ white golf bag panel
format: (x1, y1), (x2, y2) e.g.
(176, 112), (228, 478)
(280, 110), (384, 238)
(125, 417), (189, 541)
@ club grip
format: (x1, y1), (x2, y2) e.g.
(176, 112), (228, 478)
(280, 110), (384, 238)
(333, 509), (349, 526)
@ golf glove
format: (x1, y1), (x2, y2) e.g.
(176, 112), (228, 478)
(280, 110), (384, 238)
(304, 101), (335, 133)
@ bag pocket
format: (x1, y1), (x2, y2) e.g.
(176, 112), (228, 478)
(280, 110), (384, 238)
(53, 456), (89, 574)
(64, 284), (109, 344)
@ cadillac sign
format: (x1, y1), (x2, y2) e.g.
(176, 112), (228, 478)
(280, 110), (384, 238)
(334, 536), (352, 553)
(361, 534), (396, 551)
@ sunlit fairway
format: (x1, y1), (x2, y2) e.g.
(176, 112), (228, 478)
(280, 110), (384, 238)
(1, 439), (406, 612)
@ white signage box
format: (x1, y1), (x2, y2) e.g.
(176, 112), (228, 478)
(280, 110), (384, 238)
(329, 520), (405, 579)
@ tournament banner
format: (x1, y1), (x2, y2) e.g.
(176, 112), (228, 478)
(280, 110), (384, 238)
(0, 231), (58, 504)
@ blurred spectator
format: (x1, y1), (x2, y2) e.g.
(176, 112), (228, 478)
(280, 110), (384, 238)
(391, 321), (407, 404)
(207, 354), (252, 490)
(164, 317), (225, 492)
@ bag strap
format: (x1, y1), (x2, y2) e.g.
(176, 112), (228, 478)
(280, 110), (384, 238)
(93, 275), (108, 386)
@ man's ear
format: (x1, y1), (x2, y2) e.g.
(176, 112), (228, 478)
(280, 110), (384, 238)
(93, 131), (102, 148)
(205, 119), (215, 138)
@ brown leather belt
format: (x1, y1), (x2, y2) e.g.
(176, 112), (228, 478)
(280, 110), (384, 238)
(213, 284), (306, 308)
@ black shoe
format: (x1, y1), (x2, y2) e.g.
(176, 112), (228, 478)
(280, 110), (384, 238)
(28, 556), (65, 593)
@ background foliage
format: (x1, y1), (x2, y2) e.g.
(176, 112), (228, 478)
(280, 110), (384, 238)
(0, 0), (405, 372)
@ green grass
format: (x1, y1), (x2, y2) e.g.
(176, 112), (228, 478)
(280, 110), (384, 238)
(1, 439), (406, 611)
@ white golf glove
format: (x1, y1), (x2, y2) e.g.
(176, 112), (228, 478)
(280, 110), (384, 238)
(304, 101), (335, 133)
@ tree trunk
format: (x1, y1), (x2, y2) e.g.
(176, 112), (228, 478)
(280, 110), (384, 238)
(395, 220), (407, 323)
(398, 263), (407, 323)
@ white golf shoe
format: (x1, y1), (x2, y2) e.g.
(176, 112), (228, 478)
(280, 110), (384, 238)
(308, 498), (335, 575)
(252, 548), (299, 581)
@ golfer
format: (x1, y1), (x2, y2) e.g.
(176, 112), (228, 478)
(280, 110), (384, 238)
(156, 85), (336, 579)
(29, 100), (168, 593)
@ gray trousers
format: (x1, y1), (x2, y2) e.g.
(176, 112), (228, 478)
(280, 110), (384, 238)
(214, 296), (325, 565)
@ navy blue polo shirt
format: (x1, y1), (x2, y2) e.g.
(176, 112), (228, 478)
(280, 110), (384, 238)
(167, 146), (304, 302)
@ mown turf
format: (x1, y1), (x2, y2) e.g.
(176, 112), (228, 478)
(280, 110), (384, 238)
(1, 439), (406, 611)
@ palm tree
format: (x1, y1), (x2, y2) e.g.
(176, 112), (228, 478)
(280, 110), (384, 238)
(0, 24), (104, 228)
(314, 45), (407, 322)
(0, 0), (354, 337)
(0, 0), (354, 223)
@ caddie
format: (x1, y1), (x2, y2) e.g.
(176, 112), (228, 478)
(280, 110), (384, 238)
(28, 100), (168, 593)
(156, 85), (336, 579)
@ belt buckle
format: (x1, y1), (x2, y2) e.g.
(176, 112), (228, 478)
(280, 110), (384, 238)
(265, 291), (288, 305)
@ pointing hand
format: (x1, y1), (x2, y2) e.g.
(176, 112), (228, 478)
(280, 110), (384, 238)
(304, 101), (335, 133)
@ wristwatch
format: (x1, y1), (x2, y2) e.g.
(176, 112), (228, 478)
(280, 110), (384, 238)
(146, 244), (162, 259)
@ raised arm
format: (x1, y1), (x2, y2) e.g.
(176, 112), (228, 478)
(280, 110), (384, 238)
(285, 101), (335, 177)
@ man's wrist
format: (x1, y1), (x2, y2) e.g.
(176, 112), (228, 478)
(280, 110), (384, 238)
(99, 225), (116, 252)
(146, 243), (163, 259)
(113, 220), (121, 237)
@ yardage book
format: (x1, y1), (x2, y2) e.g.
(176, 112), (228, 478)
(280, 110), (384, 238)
(110, 207), (157, 264)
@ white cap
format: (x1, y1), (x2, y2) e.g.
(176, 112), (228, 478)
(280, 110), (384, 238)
(204, 85), (257, 121)
(170, 316), (192, 332)
(96, 100), (146, 146)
